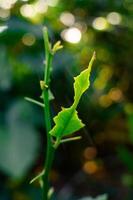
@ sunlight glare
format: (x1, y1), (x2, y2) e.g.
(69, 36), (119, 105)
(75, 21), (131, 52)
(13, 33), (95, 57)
(20, 4), (36, 18)
(0, 0), (17, 9)
(107, 12), (121, 25)
(34, 0), (48, 14)
(61, 27), (82, 44)
(47, 0), (59, 7)
(60, 11), (75, 26)
(92, 17), (108, 30)
(0, 8), (10, 20)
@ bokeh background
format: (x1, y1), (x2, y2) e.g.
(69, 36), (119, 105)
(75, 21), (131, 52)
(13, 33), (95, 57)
(0, 0), (133, 199)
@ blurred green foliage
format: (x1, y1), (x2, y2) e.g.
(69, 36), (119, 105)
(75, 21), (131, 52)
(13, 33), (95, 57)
(0, 0), (133, 199)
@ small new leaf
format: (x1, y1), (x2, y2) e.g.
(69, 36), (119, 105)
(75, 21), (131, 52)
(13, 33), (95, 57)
(40, 80), (48, 90)
(52, 40), (63, 54)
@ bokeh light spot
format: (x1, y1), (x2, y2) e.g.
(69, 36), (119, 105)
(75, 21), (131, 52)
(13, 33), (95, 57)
(0, 0), (17, 9)
(61, 27), (82, 43)
(108, 88), (123, 102)
(20, 4), (36, 18)
(0, 8), (10, 20)
(83, 161), (98, 174)
(22, 33), (36, 46)
(124, 103), (133, 114)
(47, 0), (59, 7)
(60, 11), (75, 26)
(92, 17), (108, 31)
(83, 147), (97, 160)
(94, 66), (113, 90)
(107, 12), (121, 25)
(99, 95), (112, 108)
(34, 0), (48, 14)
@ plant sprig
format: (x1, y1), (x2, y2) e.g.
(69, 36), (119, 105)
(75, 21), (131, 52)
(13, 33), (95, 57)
(27, 27), (95, 200)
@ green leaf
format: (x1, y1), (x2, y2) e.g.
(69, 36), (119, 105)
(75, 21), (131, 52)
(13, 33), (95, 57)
(50, 107), (84, 138)
(73, 52), (96, 107)
(49, 53), (95, 147)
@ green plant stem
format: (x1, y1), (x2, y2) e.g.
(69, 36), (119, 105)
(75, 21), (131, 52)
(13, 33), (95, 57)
(42, 28), (55, 200)
(43, 87), (55, 200)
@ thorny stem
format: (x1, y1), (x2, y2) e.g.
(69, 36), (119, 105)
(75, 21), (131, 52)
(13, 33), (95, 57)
(42, 27), (55, 200)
